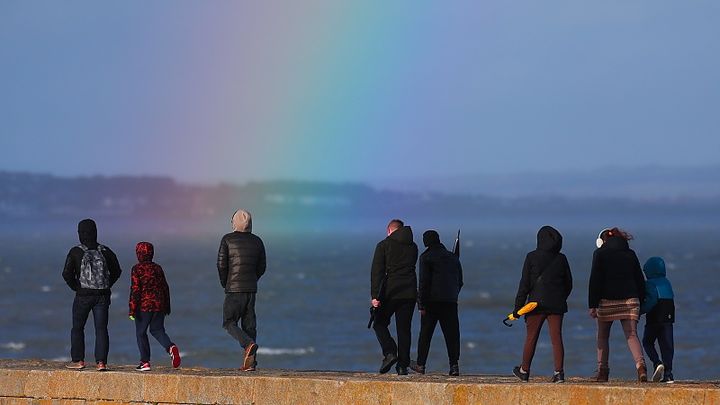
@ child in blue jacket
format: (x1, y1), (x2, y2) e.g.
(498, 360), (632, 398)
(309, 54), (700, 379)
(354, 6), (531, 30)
(640, 257), (675, 383)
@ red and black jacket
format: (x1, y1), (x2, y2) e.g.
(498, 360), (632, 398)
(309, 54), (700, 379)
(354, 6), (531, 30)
(129, 242), (171, 316)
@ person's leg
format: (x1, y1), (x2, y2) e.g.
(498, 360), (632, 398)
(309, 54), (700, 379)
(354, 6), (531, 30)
(620, 319), (646, 368)
(416, 305), (439, 366)
(91, 295), (110, 364)
(223, 293), (253, 348)
(135, 312), (153, 363)
(547, 314), (565, 372)
(394, 300), (415, 368)
(373, 300), (398, 357)
(657, 324), (674, 373)
(596, 320), (612, 370)
(149, 312), (174, 352)
(642, 323), (661, 367)
(240, 293), (257, 343)
(70, 295), (93, 362)
(437, 303), (460, 366)
(521, 313), (546, 372)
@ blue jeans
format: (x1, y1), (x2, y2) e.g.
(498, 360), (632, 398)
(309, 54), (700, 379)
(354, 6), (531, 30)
(135, 311), (174, 363)
(71, 294), (110, 363)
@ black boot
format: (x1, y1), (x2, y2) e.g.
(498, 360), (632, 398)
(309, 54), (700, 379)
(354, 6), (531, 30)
(396, 365), (408, 375)
(379, 353), (398, 374)
(449, 364), (460, 376)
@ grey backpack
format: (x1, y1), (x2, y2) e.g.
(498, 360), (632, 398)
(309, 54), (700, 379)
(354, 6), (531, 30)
(77, 244), (110, 289)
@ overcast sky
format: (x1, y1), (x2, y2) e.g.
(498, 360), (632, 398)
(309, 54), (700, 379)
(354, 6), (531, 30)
(1, 1), (719, 184)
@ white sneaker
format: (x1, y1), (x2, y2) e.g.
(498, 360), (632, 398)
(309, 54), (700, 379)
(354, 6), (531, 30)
(652, 363), (665, 382)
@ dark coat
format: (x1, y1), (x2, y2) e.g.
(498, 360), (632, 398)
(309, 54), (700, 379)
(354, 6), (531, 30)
(62, 219), (122, 296)
(588, 236), (645, 308)
(129, 242), (171, 316)
(514, 226), (573, 314)
(418, 243), (463, 308)
(371, 226), (418, 301)
(217, 231), (267, 293)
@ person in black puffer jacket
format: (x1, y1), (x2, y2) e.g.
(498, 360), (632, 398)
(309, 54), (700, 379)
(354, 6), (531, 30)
(370, 219), (418, 375)
(512, 226), (572, 383)
(410, 230), (463, 376)
(217, 209), (266, 371)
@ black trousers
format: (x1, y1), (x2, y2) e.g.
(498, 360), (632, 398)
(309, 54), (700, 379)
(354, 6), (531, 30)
(373, 299), (415, 368)
(71, 294), (110, 363)
(642, 323), (674, 372)
(416, 302), (460, 367)
(223, 292), (257, 348)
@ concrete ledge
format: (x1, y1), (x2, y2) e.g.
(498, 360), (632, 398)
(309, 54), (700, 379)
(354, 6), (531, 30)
(1, 360), (719, 405)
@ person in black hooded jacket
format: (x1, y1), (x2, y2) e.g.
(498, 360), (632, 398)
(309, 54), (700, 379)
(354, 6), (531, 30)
(410, 230), (463, 376)
(370, 219), (418, 375)
(512, 226), (572, 383)
(61, 218), (122, 371)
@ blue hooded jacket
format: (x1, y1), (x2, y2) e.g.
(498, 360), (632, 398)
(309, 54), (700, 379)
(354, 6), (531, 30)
(640, 257), (675, 324)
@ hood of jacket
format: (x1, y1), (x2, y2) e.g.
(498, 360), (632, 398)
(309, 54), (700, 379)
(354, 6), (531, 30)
(537, 225), (562, 252)
(136, 241), (154, 263)
(422, 230), (441, 247)
(643, 256), (666, 279)
(77, 219), (98, 248)
(232, 209), (252, 232)
(389, 226), (414, 245)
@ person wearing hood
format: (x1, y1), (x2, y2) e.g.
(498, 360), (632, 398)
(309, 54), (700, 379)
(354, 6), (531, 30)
(409, 230), (463, 376)
(129, 241), (181, 372)
(61, 219), (122, 371)
(217, 209), (266, 371)
(512, 226), (573, 383)
(588, 227), (647, 382)
(640, 256), (675, 383)
(370, 219), (418, 375)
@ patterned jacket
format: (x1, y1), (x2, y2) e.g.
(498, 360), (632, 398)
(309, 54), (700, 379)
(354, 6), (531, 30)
(129, 242), (171, 316)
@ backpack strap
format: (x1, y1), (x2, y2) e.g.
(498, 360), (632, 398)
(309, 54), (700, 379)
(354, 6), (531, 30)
(77, 244), (88, 252)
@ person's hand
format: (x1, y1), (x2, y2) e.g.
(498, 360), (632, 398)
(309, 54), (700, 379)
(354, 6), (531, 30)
(129, 315), (135, 321)
(419, 309), (426, 316)
(588, 308), (598, 319)
(371, 299), (380, 308)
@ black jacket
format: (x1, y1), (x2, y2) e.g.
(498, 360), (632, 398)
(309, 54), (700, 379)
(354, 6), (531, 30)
(514, 226), (573, 314)
(588, 236), (645, 308)
(418, 243), (463, 307)
(62, 220), (122, 296)
(371, 226), (418, 301)
(217, 231), (266, 293)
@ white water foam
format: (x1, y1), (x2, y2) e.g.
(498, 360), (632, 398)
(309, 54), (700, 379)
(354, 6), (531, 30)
(1, 342), (26, 351)
(257, 347), (315, 356)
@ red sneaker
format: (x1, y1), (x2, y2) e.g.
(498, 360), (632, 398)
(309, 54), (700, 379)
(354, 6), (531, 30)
(96, 362), (108, 371)
(169, 345), (181, 368)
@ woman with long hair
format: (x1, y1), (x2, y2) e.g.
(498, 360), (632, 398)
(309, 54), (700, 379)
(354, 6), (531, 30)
(588, 227), (647, 382)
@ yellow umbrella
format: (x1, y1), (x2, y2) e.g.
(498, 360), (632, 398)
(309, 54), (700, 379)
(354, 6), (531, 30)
(503, 302), (538, 327)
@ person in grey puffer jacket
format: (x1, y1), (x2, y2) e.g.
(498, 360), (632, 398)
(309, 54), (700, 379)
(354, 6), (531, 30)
(217, 209), (266, 371)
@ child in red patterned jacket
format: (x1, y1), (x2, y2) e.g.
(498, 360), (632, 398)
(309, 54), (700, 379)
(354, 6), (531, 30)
(129, 241), (181, 371)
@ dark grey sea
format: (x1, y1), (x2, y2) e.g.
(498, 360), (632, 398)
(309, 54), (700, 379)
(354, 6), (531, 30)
(1, 222), (718, 380)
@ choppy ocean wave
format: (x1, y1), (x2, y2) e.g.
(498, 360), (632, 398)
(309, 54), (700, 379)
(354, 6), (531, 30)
(257, 347), (315, 356)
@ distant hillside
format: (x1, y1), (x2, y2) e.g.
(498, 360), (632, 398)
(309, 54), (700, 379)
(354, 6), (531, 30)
(379, 165), (720, 199)
(1, 171), (717, 224)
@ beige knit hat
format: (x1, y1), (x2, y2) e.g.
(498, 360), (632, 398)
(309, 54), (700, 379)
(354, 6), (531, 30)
(231, 209), (252, 232)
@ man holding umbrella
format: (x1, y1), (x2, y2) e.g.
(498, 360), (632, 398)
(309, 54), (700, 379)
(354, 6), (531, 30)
(370, 219), (418, 375)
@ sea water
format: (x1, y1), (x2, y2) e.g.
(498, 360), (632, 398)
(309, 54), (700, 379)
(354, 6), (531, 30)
(0, 226), (717, 380)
